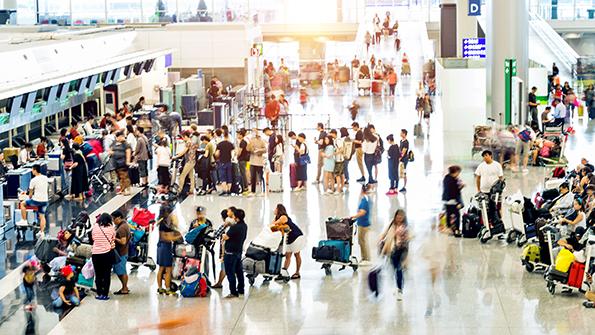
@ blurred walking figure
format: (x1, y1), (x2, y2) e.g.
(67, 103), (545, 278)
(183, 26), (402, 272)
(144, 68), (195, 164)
(379, 209), (410, 301)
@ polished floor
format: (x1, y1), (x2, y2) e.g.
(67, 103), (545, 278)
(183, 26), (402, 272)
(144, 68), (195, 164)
(3, 23), (595, 335)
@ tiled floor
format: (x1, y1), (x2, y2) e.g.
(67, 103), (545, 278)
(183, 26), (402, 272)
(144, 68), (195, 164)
(2, 22), (595, 335)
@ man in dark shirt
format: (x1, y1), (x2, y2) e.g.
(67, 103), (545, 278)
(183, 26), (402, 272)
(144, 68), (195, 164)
(352, 122), (366, 182)
(236, 129), (250, 192)
(528, 87), (539, 123)
(222, 207), (248, 298)
(314, 122), (327, 184)
(112, 210), (131, 295)
(216, 131), (235, 196)
(399, 129), (410, 193)
(263, 127), (276, 167)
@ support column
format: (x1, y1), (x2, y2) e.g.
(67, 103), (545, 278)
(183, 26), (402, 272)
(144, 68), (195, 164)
(456, 0), (477, 57)
(486, 0), (529, 125)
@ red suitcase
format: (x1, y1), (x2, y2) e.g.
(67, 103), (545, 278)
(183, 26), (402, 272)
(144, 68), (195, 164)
(289, 163), (298, 189)
(567, 262), (585, 289)
(371, 81), (383, 94)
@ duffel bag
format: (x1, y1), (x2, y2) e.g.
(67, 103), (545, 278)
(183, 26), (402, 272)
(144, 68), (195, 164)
(312, 245), (340, 262)
(242, 257), (266, 275)
(325, 218), (352, 240)
(245, 243), (269, 261)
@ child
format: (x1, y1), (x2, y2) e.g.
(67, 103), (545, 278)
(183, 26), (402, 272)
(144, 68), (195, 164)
(386, 134), (400, 195)
(52, 266), (80, 309)
(23, 263), (37, 309)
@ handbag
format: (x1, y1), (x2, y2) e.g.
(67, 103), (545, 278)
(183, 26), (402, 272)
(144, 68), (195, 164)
(298, 144), (311, 165)
(98, 225), (121, 265)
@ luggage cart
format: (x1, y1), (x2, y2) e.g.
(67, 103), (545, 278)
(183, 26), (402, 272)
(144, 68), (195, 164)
(522, 221), (557, 273)
(244, 234), (290, 286)
(545, 232), (595, 295)
(313, 218), (359, 275)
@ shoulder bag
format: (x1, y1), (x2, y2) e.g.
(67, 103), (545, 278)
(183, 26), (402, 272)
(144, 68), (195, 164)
(298, 144), (311, 165)
(98, 225), (121, 264)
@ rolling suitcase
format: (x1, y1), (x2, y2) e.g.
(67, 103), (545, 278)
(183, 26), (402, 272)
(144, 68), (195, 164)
(289, 163), (298, 189)
(269, 172), (283, 192)
(567, 262), (586, 289)
(461, 212), (480, 238)
(395, 38), (401, 51)
(128, 166), (140, 185)
(368, 266), (382, 297)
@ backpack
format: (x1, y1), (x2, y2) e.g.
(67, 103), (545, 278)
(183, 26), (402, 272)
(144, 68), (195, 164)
(407, 150), (415, 162)
(179, 270), (209, 298)
(374, 137), (384, 162)
(34, 238), (59, 263)
(552, 167), (566, 179)
(334, 138), (345, 163)
(343, 138), (354, 160)
(518, 128), (531, 142)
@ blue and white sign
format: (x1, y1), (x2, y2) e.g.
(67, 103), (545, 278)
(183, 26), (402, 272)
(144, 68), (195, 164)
(468, 0), (481, 16)
(462, 38), (486, 59)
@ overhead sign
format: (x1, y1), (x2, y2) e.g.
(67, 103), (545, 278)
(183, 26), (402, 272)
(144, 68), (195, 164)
(462, 38), (486, 59)
(468, 0), (481, 16)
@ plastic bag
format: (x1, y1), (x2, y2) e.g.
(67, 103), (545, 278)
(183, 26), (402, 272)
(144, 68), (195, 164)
(82, 260), (95, 279)
(252, 227), (283, 250)
(48, 256), (67, 272)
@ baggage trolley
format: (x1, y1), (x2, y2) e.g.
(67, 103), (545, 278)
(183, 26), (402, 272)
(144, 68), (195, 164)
(128, 224), (157, 272)
(313, 218), (359, 275)
(545, 231), (595, 295)
(244, 235), (290, 286)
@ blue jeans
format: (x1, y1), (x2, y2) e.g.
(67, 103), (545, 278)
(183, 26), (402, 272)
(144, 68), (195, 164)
(343, 159), (350, 182)
(388, 159), (398, 189)
(24, 286), (35, 304)
(390, 248), (407, 290)
(218, 162), (233, 184)
(364, 154), (376, 184)
(223, 253), (244, 295)
(52, 295), (80, 308)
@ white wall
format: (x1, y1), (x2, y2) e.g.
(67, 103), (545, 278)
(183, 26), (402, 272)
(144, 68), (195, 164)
(436, 61), (486, 160)
(528, 67), (549, 99)
(134, 24), (259, 69)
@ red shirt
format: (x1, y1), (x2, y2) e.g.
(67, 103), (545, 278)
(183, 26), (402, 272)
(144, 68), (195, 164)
(69, 128), (80, 139)
(265, 100), (280, 120)
(36, 143), (46, 157)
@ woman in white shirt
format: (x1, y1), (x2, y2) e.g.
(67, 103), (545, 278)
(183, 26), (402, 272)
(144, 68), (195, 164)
(126, 125), (137, 155)
(560, 198), (587, 234)
(362, 126), (378, 185)
(155, 138), (171, 190)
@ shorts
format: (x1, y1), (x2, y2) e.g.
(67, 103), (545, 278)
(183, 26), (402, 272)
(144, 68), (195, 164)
(218, 162), (233, 183)
(516, 141), (530, 157)
(399, 162), (407, 178)
(286, 235), (306, 253)
(157, 166), (170, 186)
(25, 199), (47, 214)
(156, 242), (173, 267)
(333, 161), (345, 176)
(138, 160), (148, 178)
(112, 255), (128, 275)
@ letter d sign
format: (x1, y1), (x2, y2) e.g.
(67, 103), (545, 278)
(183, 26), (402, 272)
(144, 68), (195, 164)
(468, 0), (481, 16)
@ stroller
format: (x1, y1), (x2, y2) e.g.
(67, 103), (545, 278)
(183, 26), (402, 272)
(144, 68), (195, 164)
(475, 179), (508, 244)
(89, 162), (114, 194)
(68, 211), (91, 244)
(312, 217), (359, 275)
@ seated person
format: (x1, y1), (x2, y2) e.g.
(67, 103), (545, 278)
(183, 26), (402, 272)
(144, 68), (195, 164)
(541, 106), (555, 126)
(544, 182), (574, 215)
(581, 158), (595, 173)
(52, 266), (80, 309)
(583, 184), (595, 217)
(557, 198), (587, 237)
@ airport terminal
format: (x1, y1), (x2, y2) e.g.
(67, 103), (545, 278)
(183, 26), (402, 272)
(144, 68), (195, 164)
(0, 0), (593, 334)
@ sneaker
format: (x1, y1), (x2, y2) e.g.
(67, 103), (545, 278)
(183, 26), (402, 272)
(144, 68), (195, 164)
(157, 288), (166, 295)
(165, 290), (177, 296)
(224, 294), (239, 299)
(395, 289), (403, 301)
(312, 180), (320, 185)
(358, 260), (372, 267)
(386, 190), (397, 196)
(356, 177), (366, 183)
(399, 187), (407, 193)
(246, 192), (255, 197)
(522, 168), (529, 173)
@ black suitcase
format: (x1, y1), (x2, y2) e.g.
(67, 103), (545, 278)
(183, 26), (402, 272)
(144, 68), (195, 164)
(536, 218), (553, 265)
(461, 212), (480, 238)
(128, 166), (140, 185)
(368, 266), (382, 297)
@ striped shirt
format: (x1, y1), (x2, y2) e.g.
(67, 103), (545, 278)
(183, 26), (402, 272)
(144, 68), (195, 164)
(92, 224), (116, 255)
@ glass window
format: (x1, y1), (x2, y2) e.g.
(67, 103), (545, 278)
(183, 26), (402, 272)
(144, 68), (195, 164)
(72, 0), (106, 25)
(38, 0), (70, 25)
(16, 0), (37, 25)
(107, 0), (142, 24)
(142, 0), (177, 23)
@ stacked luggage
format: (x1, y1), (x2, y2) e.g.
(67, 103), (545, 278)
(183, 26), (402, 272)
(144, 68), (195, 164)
(243, 241), (287, 285)
(312, 217), (358, 274)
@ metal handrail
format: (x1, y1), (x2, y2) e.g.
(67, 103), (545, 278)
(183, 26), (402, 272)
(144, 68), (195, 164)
(528, 10), (578, 74)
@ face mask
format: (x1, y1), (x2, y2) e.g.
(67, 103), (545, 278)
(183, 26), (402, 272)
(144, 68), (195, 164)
(225, 217), (235, 225)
